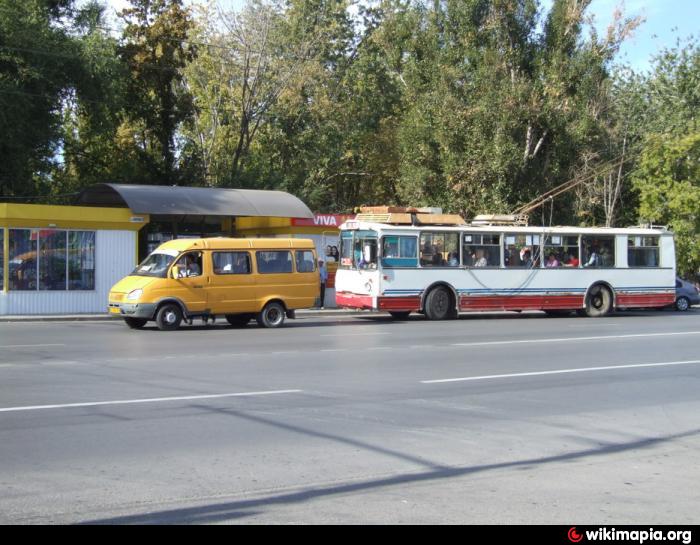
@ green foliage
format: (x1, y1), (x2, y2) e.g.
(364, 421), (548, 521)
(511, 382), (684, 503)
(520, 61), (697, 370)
(0, 0), (83, 196)
(0, 0), (696, 278)
(119, 0), (197, 184)
(632, 132), (700, 278)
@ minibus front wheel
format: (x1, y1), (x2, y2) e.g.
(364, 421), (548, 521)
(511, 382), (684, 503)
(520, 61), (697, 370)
(257, 301), (286, 328)
(155, 303), (184, 331)
(124, 317), (147, 329)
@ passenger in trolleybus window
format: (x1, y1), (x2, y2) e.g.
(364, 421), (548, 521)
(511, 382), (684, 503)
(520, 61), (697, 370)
(545, 253), (560, 268)
(563, 252), (580, 267)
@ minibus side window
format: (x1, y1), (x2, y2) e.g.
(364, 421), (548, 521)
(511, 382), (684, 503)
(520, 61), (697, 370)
(213, 252), (251, 274)
(295, 250), (316, 273)
(174, 252), (203, 277)
(256, 251), (293, 274)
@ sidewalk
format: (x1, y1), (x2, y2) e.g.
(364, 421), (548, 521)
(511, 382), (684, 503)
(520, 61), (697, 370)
(0, 308), (369, 322)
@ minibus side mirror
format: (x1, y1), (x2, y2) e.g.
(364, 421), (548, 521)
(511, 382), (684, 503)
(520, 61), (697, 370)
(171, 265), (180, 279)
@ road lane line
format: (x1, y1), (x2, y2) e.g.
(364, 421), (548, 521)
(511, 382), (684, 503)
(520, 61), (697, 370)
(320, 332), (389, 337)
(421, 360), (700, 384)
(0, 389), (303, 414)
(451, 330), (700, 348)
(0, 344), (65, 349)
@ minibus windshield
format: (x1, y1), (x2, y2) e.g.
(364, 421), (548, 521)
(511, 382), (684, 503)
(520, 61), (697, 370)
(132, 250), (178, 277)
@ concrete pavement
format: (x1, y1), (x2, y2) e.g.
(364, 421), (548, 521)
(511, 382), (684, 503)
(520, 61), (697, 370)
(0, 309), (699, 524)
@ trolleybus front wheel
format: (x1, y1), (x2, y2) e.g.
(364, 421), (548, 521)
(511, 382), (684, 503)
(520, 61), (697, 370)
(424, 286), (454, 320)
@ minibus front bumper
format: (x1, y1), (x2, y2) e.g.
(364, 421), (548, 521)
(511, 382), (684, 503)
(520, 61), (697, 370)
(109, 302), (157, 319)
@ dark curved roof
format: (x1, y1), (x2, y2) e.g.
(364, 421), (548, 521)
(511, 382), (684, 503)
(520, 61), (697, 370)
(77, 183), (314, 218)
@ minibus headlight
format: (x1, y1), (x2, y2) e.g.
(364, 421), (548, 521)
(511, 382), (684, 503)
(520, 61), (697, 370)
(126, 289), (143, 301)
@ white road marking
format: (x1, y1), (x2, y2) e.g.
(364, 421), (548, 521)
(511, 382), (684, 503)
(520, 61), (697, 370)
(451, 330), (700, 348)
(0, 344), (65, 349)
(320, 332), (389, 337)
(0, 389), (303, 414)
(422, 360), (700, 384)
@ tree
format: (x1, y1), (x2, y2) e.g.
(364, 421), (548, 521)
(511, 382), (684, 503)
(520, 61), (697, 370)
(119, 0), (196, 184)
(0, 0), (84, 196)
(51, 1), (135, 195)
(632, 132), (700, 278)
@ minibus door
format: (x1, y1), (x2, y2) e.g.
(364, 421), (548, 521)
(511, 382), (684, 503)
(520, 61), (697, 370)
(171, 251), (208, 313)
(208, 251), (257, 313)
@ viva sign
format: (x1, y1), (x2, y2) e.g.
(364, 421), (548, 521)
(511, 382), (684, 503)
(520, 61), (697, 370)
(291, 214), (353, 228)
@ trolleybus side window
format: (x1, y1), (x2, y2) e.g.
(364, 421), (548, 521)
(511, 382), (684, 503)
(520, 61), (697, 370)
(382, 236), (418, 268)
(504, 234), (541, 268)
(339, 230), (378, 270)
(582, 236), (615, 268)
(420, 232), (459, 267)
(543, 235), (579, 268)
(463, 233), (500, 267)
(628, 236), (659, 267)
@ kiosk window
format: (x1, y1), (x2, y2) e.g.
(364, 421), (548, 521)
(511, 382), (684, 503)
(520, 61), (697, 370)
(0, 229), (3, 289)
(39, 230), (67, 291)
(8, 229), (95, 291)
(68, 231), (95, 290)
(9, 229), (37, 290)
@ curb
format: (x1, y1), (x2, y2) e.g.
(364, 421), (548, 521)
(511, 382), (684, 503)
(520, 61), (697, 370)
(0, 309), (370, 323)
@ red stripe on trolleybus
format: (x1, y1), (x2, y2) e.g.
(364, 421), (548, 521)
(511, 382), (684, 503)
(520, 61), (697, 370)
(377, 296), (421, 311)
(459, 294), (584, 311)
(336, 292), (374, 309)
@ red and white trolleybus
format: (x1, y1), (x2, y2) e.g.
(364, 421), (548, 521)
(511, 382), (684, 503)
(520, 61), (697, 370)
(335, 211), (676, 319)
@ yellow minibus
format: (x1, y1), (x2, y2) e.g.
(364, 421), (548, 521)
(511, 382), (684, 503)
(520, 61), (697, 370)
(108, 238), (319, 330)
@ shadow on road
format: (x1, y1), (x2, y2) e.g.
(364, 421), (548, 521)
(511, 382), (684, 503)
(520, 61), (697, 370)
(81, 404), (700, 524)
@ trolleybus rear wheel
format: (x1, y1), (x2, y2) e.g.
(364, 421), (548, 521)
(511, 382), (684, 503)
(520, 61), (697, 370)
(585, 285), (613, 317)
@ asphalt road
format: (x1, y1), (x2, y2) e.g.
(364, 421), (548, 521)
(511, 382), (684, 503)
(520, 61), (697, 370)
(0, 309), (699, 525)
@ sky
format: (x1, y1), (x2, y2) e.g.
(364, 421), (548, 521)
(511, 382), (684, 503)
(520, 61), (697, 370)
(97, 0), (699, 73)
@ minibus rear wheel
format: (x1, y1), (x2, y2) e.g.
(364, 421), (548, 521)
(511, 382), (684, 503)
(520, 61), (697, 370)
(155, 303), (183, 331)
(257, 302), (286, 328)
